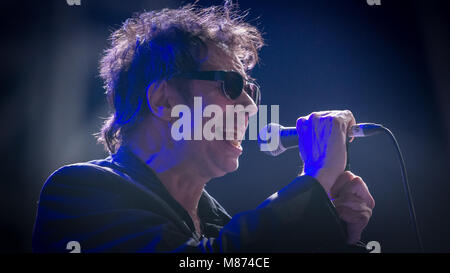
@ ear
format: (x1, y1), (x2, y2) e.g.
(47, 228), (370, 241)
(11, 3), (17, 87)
(147, 81), (179, 121)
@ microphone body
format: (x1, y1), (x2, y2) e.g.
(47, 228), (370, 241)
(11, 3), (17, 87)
(258, 123), (384, 156)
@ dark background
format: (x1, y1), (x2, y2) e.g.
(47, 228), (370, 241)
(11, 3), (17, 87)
(1, 0), (449, 252)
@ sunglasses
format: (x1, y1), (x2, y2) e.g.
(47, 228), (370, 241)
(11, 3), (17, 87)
(172, 70), (261, 106)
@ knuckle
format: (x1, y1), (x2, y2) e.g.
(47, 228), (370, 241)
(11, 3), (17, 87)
(352, 176), (365, 185)
(342, 109), (353, 118)
(323, 115), (333, 124)
(331, 116), (344, 125)
(309, 113), (318, 121)
(369, 195), (376, 209)
(344, 110), (356, 124)
(296, 117), (307, 129)
(342, 171), (354, 182)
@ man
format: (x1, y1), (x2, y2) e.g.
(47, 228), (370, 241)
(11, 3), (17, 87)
(33, 3), (374, 252)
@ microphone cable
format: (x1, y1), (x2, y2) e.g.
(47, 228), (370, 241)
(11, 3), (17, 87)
(347, 125), (424, 252)
(260, 122), (424, 251)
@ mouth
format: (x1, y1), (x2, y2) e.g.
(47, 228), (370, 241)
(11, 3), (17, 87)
(229, 139), (242, 148)
(223, 130), (243, 149)
(215, 126), (245, 153)
(225, 139), (243, 153)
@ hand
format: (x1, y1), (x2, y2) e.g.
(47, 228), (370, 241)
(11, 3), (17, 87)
(296, 110), (356, 193)
(330, 171), (375, 244)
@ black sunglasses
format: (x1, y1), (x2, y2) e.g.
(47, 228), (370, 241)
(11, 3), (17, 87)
(172, 70), (261, 106)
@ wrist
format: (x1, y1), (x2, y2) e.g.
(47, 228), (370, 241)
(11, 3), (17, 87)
(302, 168), (334, 194)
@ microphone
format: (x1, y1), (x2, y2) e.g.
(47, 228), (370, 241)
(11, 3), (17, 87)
(258, 123), (385, 156)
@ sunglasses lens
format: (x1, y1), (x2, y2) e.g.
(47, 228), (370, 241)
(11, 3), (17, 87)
(221, 71), (260, 105)
(223, 72), (244, 100)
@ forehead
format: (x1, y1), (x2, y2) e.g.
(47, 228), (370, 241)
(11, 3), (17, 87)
(200, 42), (246, 78)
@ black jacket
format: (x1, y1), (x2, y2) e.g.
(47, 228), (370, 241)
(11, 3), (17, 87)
(32, 146), (363, 252)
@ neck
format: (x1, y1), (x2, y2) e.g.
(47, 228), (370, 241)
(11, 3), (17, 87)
(125, 119), (211, 218)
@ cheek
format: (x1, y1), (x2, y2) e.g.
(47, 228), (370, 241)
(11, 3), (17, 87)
(202, 94), (231, 132)
(204, 92), (229, 109)
(203, 141), (226, 165)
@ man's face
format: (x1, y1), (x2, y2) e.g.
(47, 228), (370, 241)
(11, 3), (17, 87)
(177, 44), (258, 179)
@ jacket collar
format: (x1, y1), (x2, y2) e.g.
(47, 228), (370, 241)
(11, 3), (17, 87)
(109, 145), (230, 236)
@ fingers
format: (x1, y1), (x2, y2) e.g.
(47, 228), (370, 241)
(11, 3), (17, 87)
(336, 208), (371, 225)
(336, 200), (371, 244)
(342, 110), (356, 143)
(298, 110), (354, 158)
(298, 110), (354, 128)
(346, 176), (375, 209)
(334, 200), (372, 224)
(334, 196), (373, 214)
(332, 174), (375, 244)
(331, 110), (356, 133)
(343, 110), (357, 131)
(330, 171), (355, 199)
(324, 110), (356, 143)
(332, 173), (375, 209)
(296, 110), (357, 193)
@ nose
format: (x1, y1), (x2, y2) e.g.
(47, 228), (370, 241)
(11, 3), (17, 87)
(235, 90), (258, 117)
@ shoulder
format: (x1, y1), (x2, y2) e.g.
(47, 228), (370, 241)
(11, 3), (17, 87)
(47, 160), (114, 182)
(40, 158), (129, 197)
(49, 161), (110, 178)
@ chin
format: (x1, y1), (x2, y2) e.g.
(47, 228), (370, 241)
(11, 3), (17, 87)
(226, 158), (240, 172)
(210, 158), (240, 178)
(222, 158), (240, 174)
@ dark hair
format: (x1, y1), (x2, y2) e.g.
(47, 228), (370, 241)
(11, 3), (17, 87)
(97, 2), (264, 154)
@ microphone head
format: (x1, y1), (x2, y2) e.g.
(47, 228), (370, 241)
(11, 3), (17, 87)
(258, 123), (287, 157)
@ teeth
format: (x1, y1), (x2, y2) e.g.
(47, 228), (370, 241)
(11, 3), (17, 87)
(230, 140), (241, 147)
